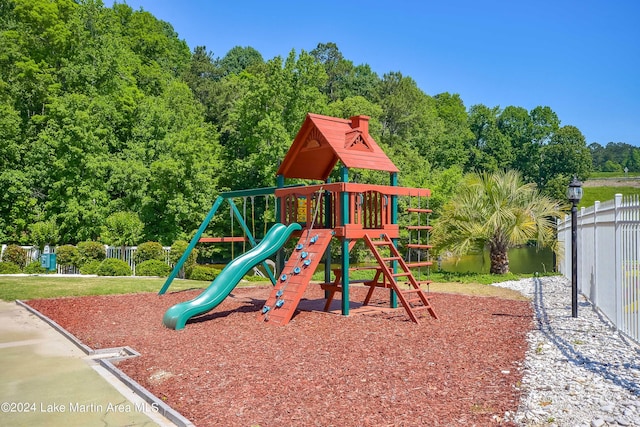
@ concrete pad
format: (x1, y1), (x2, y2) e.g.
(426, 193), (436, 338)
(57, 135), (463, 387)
(0, 301), (176, 427)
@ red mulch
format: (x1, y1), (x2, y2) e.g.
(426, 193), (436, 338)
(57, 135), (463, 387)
(27, 285), (532, 427)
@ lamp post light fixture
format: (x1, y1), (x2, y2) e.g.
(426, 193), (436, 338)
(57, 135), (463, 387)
(567, 176), (583, 318)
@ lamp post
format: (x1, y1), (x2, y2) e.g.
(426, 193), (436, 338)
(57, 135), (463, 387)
(567, 176), (583, 318)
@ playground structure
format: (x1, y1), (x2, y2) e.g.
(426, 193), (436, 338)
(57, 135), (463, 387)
(161, 113), (439, 329)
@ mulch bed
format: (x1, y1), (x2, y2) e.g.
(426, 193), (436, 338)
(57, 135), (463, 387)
(27, 285), (533, 427)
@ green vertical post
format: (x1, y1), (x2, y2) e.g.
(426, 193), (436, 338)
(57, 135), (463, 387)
(340, 166), (350, 316)
(324, 179), (332, 290)
(390, 172), (399, 308)
(276, 174), (285, 276)
(159, 195), (224, 295)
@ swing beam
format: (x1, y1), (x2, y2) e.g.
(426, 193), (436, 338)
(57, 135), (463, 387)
(158, 185), (303, 295)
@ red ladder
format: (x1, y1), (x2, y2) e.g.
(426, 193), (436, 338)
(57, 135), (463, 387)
(363, 233), (439, 323)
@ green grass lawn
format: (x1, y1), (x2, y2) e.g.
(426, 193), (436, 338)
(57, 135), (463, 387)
(580, 186), (639, 208)
(0, 269), (545, 302)
(590, 171), (640, 178)
(0, 276), (210, 301)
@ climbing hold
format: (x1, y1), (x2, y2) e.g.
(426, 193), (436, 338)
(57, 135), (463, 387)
(275, 299), (285, 308)
(310, 235), (318, 244)
(301, 251), (308, 259)
(303, 259), (311, 267)
(262, 305), (271, 314)
(280, 274), (287, 281)
(276, 289), (283, 298)
(293, 266), (301, 274)
(295, 243), (304, 250)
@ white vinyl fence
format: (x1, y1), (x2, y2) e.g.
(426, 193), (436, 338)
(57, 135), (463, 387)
(0, 244), (171, 275)
(557, 194), (640, 343)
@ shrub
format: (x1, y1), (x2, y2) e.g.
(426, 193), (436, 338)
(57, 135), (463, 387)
(2, 245), (28, 268)
(0, 261), (21, 274)
(170, 240), (198, 278)
(136, 259), (170, 277)
(24, 262), (48, 274)
(187, 265), (220, 282)
(55, 245), (79, 272)
(79, 260), (101, 275)
(134, 241), (164, 263)
(76, 241), (106, 266)
(96, 258), (132, 276)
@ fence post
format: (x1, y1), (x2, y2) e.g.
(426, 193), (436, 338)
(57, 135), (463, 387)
(614, 193), (623, 328)
(592, 201), (600, 305)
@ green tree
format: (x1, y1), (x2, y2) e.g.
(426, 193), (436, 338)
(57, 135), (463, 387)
(467, 104), (513, 172)
(377, 72), (443, 150)
(102, 211), (143, 259)
(432, 92), (473, 169)
(539, 125), (592, 190)
(29, 219), (59, 251)
(432, 170), (563, 274)
(311, 42), (353, 101)
(220, 49), (327, 190)
(217, 45), (263, 77)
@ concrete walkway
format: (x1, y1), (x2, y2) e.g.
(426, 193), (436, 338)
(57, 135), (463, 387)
(0, 300), (185, 427)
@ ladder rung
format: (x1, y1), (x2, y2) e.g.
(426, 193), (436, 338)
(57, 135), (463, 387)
(407, 244), (433, 249)
(392, 272), (411, 277)
(382, 256), (401, 261)
(371, 240), (392, 246)
(407, 208), (432, 214)
(405, 225), (432, 230)
(405, 262), (432, 268)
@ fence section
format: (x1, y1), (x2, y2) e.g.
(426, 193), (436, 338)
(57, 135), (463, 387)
(557, 194), (640, 343)
(0, 244), (171, 276)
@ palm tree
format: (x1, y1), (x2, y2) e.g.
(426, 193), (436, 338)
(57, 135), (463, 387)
(431, 170), (564, 274)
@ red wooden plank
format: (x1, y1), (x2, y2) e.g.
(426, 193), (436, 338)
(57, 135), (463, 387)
(198, 237), (247, 243)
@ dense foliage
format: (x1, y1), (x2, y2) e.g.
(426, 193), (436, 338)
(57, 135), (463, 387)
(589, 142), (640, 173)
(1, 0), (611, 248)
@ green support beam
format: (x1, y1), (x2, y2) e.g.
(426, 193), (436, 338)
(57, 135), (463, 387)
(340, 166), (350, 316)
(390, 172), (398, 308)
(159, 195), (225, 295)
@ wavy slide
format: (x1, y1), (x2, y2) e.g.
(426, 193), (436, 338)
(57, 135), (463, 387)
(163, 222), (302, 330)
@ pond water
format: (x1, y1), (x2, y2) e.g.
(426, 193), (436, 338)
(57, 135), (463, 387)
(438, 246), (555, 274)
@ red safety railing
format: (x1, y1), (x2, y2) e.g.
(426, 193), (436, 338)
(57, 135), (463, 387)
(275, 183), (430, 239)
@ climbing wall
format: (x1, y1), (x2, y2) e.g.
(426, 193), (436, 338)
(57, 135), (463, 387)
(258, 229), (333, 326)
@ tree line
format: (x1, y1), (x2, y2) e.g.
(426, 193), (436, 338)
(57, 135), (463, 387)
(2, 0), (619, 248)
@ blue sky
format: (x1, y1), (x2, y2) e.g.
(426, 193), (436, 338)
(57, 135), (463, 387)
(119, 0), (640, 146)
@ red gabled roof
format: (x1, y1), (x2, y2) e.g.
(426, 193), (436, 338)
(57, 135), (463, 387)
(277, 113), (399, 181)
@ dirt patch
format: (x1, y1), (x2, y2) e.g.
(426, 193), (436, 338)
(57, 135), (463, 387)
(27, 285), (532, 426)
(583, 178), (640, 188)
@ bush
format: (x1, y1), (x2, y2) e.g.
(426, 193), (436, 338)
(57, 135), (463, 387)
(134, 241), (164, 263)
(76, 241), (106, 266)
(0, 261), (21, 274)
(55, 245), (79, 271)
(135, 259), (170, 277)
(170, 240), (198, 278)
(187, 265), (220, 281)
(24, 262), (48, 274)
(2, 244), (28, 268)
(96, 258), (132, 276)
(79, 260), (101, 275)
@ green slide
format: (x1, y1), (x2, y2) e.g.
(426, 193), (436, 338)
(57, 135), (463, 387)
(163, 222), (302, 330)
